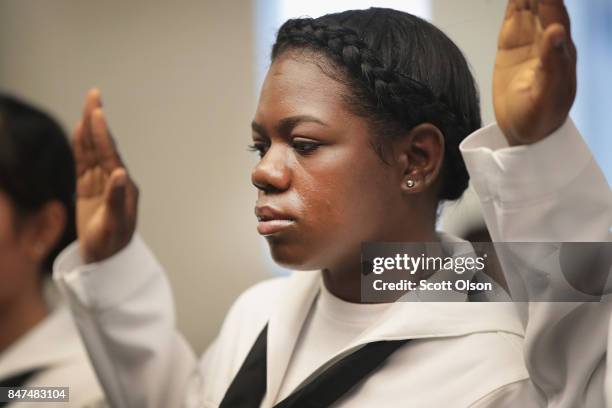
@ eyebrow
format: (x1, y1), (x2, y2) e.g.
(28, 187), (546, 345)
(251, 115), (328, 138)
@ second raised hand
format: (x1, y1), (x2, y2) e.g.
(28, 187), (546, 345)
(73, 89), (139, 264)
(493, 0), (577, 146)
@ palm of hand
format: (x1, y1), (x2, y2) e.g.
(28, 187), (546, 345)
(494, 0), (576, 145)
(77, 166), (114, 261)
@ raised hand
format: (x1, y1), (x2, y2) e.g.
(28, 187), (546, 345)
(494, 0), (577, 146)
(73, 89), (139, 263)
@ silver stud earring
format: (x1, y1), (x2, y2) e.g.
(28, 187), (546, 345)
(405, 179), (415, 188)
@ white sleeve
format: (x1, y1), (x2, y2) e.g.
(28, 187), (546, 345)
(459, 118), (612, 242)
(460, 118), (612, 407)
(53, 234), (198, 408)
(469, 380), (545, 408)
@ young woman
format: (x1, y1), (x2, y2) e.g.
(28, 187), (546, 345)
(53, 2), (612, 407)
(0, 94), (105, 407)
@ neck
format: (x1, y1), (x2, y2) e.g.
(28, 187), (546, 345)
(323, 221), (439, 303)
(0, 276), (48, 354)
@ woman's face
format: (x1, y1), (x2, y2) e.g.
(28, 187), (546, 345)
(251, 51), (412, 272)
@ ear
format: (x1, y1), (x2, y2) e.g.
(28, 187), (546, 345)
(21, 201), (67, 264)
(394, 123), (445, 195)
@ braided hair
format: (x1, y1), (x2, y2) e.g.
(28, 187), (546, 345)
(271, 8), (481, 201)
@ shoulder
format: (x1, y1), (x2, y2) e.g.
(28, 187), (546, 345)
(222, 270), (320, 331)
(376, 330), (529, 407)
(211, 275), (296, 355)
(24, 307), (105, 406)
(197, 274), (302, 398)
(223, 275), (289, 327)
(428, 331), (529, 404)
(232, 276), (289, 310)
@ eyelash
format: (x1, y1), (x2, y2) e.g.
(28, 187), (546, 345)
(293, 140), (321, 156)
(247, 143), (267, 158)
(247, 140), (321, 158)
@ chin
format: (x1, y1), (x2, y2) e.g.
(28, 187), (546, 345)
(266, 238), (322, 271)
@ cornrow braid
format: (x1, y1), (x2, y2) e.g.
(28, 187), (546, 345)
(271, 9), (481, 201)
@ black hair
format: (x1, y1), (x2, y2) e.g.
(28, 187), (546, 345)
(271, 7), (481, 201)
(0, 93), (76, 274)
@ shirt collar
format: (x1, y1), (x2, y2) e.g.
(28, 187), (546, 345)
(0, 300), (84, 380)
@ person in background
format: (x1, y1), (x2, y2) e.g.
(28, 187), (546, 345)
(0, 94), (105, 407)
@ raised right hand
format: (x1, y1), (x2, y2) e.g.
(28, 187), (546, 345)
(73, 89), (139, 263)
(493, 0), (576, 146)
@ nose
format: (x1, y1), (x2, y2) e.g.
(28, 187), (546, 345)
(251, 144), (291, 194)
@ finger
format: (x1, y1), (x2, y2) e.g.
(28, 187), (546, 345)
(503, 1), (516, 21)
(91, 108), (125, 174)
(540, 23), (573, 74)
(125, 178), (139, 233)
(105, 168), (128, 225)
(536, 23), (576, 102)
(538, 0), (576, 62)
(72, 119), (96, 177)
(503, 0), (537, 20)
(81, 89), (102, 153)
(537, 0), (571, 30)
(499, 0), (540, 49)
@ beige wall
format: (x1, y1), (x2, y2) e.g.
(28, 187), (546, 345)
(432, 0), (507, 126)
(0, 0), (508, 353)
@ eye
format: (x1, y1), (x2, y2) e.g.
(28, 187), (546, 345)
(292, 138), (321, 156)
(247, 142), (269, 158)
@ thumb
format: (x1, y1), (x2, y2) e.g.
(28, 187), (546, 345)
(540, 23), (572, 77)
(535, 23), (575, 105)
(106, 168), (128, 222)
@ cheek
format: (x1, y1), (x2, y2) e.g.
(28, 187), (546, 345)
(309, 156), (394, 234)
(328, 140), (392, 199)
(0, 197), (31, 300)
(0, 223), (27, 302)
(286, 147), (397, 265)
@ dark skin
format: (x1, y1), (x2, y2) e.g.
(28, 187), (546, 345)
(72, 0), (576, 302)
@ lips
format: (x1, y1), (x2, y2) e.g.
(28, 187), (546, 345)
(255, 205), (295, 235)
